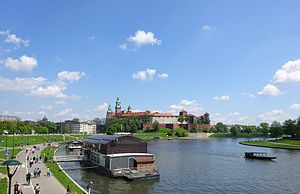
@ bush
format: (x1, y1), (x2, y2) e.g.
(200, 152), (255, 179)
(166, 129), (173, 136)
(174, 128), (187, 137)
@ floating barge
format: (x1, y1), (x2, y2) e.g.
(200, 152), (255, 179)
(244, 152), (277, 160)
(82, 135), (160, 180)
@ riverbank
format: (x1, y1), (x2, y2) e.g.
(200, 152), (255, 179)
(239, 139), (300, 150)
(134, 128), (212, 141)
(209, 133), (266, 138)
(41, 146), (87, 194)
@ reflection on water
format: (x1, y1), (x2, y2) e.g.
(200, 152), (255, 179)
(58, 139), (300, 194)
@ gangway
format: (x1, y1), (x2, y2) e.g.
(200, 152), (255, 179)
(53, 155), (88, 162)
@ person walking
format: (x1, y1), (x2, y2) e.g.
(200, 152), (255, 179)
(13, 182), (20, 194)
(66, 185), (71, 194)
(34, 183), (40, 194)
(46, 168), (51, 176)
(87, 181), (93, 194)
(26, 172), (31, 185)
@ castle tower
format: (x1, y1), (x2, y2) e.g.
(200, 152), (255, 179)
(127, 105), (132, 113)
(115, 97), (121, 114)
(106, 105), (113, 121)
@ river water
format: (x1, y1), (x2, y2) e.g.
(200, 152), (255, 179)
(58, 138), (300, 194)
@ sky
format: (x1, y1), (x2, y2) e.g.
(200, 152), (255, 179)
(1, 0), (300, 125)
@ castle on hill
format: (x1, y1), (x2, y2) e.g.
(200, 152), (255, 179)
(106, 97), (213, 131)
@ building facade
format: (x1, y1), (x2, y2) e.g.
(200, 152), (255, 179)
(106, 97), (213, 131)
(63, 120), (96, 134)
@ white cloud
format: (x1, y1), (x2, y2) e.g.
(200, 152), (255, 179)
(258, 84), (281, 96)
(201, 25), (213, 31)
(4, 55), (38, 71)
(57, 71), (86, 82)
(56, 100), (66, 105)
(213, 95), (230, 101)
(29, 84), (67, 98)
(70, 95), (82, 101)
(55, 108), (72, 117)
(39, 105), (53, 110)
(158, 73), (169, 79)
(290, 103), (300, 110)
(259, 109), (288, 123)
(0, 31), (30, 47)
(119, 43), (128, 50)
(132, 68), (156, 81)
(128, 30), (161, 46)
(93, 103), (108, 112)
(0, 76), (47, 91)
(169, 99), (202, 115)
(37, 111), (46, 115)
(273, 59), (300, 83)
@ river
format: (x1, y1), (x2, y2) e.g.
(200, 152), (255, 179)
(58, 138), (300, 194)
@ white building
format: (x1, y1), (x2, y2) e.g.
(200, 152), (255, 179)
(63, 120), (96, 134)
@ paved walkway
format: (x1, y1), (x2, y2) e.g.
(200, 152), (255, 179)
(12, 145), (67, 194)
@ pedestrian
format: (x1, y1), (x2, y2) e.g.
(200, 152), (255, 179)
(46, 168), (51, 176)
(13, 182), (19, 194)
(27, 155), (29, 161)
(25, 147), (28, 153)
(29, 159), (33, 168)
(66, 185), (71, 194)
(33, 156), (36, 163)
(26, 172), (31, 185)
(39, 155), (42, 161)
(34, 183), (40, 194)
(87, 181), (93, 194)
(38, 168), (41, 177)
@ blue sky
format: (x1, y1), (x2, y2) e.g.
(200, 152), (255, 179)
(1, 0), (300, 124)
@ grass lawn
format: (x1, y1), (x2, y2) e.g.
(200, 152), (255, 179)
(0, 147), (22, 161)
(41, 147), (86, 194)
(0, 177), (7, 194)
(239, 139), (300, 149)
(135, 128), (189, 141)
(0, 167), (7, 174)
(210, 133), (266, 138)
(0, 135), (66, 148)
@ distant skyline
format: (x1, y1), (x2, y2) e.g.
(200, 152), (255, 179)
(1, 0), (300, 124)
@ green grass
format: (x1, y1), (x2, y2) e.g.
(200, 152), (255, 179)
(0, 167), (7, 175)
(0, 177), (7, 194)
(41, 147), (86, 194)
(209, 133), (266, 138)
(240, 139), (300, 150)
(0, 135), (66, 148)
(0, 147), (22, 161)
(135, 128), (174, 141)
(134, 128), (190, 141)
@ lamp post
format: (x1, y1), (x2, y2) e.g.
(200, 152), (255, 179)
(2, 159), (22, 194)
(12, 131), (14, 159)
(4, 130), (8, 160)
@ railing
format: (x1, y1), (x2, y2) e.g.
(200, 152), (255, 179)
(53, 155), (88, 162)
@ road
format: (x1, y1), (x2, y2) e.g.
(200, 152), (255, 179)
(12, 145), (66, 194)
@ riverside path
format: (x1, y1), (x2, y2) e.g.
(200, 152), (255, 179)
(11, 144), (66, 194)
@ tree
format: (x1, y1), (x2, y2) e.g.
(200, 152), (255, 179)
(215, 122), (226, 133)
(153, 121), (160, 132)
(270, 121), (283, 140)
(230, 126), (239, 136)
(282, 119), (298, 137)
(178, 116), (188, 124)
(259, 122), (270, 136)
(191, 124), (197, 133)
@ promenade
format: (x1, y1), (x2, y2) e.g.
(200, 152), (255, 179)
(12, 145), (66, 194)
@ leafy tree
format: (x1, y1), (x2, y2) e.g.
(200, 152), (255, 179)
(230, 126), (239, 136)
(153, 121), (160, 132)
(191, 124), (197, 133)
(178, 116), (188, 124)
(270, 121), (283, 139)
(282, 119), (298, 137)
(259, 122), (270, 136)
(215, 122), (226, 133)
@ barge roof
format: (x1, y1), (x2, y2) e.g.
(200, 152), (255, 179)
(106, 153), (154, 158)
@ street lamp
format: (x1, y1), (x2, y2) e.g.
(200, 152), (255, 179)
(2, 159), (22, 194)
(3, 130), (8, 160)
